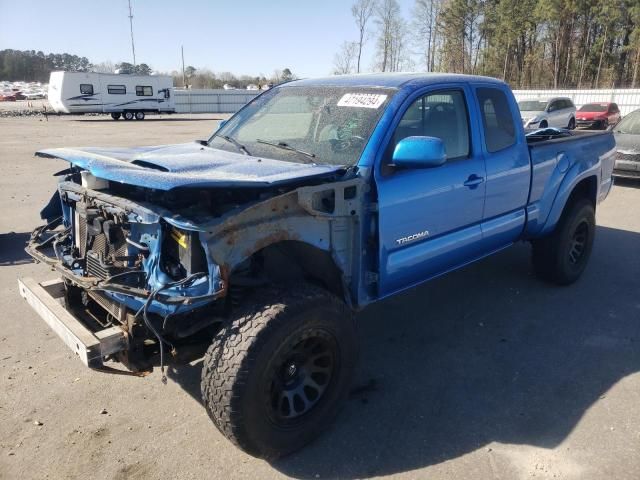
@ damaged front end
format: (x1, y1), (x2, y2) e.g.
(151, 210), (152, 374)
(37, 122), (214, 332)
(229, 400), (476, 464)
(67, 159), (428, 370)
(25, 175), (226, 373)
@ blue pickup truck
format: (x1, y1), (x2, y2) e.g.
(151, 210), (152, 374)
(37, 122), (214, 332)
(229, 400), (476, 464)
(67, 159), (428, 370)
(20, 73), (616, 458)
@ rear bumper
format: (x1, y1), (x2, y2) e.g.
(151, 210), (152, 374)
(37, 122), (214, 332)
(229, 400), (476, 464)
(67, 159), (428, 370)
(18, 277), (128, 368)
(576, 120), (605, 129)
(613, 159), (640, 179)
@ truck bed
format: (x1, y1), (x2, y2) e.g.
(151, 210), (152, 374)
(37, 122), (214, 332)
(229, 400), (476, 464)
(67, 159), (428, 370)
(525, 128), (616, 237)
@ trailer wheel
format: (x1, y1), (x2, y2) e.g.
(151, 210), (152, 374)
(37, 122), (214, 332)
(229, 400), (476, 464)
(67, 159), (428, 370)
(110, 113), (121, 120)
(123, 111), (134, 121)
(135, 111), (145, 121)
(201, 285), (357, 459)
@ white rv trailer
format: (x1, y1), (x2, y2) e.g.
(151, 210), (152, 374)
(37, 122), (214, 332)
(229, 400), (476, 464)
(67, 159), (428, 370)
(48, 71), (175, 120)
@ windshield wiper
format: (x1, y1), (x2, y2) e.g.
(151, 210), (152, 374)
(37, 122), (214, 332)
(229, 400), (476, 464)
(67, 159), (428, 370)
(256, 139), (316, 163)
(218, 135), (251, 156)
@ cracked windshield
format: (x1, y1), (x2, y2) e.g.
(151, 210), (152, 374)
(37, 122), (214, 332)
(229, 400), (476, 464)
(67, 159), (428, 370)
(208, 86), (395, 165)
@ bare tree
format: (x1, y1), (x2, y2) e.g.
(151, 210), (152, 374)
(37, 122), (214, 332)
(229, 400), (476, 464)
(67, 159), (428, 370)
(374, 0), (403, 72)
(351, 0), (377, 73)
(412, 0), (443, 71)
(333, 41), (360, 74)
(92, 60), (115, 73)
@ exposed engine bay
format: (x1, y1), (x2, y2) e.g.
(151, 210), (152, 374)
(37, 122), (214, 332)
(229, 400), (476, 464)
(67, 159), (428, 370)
(26, 164), (363, 374)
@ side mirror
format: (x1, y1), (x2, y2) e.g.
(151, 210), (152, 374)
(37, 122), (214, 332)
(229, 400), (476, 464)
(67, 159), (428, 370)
(392, 136), (446, 169)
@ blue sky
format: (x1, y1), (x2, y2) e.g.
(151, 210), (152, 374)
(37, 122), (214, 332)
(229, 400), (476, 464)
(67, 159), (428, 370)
(0, 0), (415, 78)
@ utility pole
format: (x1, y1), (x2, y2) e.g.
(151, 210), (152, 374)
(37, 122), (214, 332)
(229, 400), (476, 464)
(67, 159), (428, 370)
(128, 0), (136, 66)
(181, 45), (186, 88)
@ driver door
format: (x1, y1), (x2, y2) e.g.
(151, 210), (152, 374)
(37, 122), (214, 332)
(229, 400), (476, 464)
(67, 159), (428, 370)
(375, 88), (487, 297)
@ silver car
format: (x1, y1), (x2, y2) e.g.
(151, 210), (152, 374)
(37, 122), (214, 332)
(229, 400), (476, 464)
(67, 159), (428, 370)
(518, 97), (577, 129)
(612, 109), (640, 180)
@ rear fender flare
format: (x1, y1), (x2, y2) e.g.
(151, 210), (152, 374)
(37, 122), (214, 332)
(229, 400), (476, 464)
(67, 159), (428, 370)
(538, 159), (600, 237)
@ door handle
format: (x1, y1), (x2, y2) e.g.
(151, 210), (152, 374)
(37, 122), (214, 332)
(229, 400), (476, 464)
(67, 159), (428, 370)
(463, 174), (484, 188)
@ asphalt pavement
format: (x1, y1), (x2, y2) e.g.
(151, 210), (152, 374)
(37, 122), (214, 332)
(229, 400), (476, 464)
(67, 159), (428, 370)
(1, 114), (639, 480)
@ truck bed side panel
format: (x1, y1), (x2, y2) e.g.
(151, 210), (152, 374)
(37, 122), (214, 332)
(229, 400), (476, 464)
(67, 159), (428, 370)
(524, 131), (616, 237)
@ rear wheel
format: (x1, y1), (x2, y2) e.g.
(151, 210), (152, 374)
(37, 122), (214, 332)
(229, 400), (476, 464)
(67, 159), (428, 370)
(110, 112), (121, 120)
(123, 111), (134, 121)
(532, 199), (595, 285)
(201, 285), (357, 459)
(135, 111), (145, 121)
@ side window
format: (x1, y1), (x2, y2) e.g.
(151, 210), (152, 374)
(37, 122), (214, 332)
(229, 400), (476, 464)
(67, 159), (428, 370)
(107, 85), (126, 94)
(547, 101), (557, 112)
(136, 85), (153, 96)
(476, 87), (516, 153)
(80, 84), (93, 95)
(391, 90), (470, 160)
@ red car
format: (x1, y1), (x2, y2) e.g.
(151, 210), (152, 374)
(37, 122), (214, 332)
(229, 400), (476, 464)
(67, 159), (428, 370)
(0, 93), (17, 102)
(576, 102), (621, 129)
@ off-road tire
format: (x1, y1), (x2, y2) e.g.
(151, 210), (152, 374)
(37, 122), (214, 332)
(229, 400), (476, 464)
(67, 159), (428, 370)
(532, 198), (595, 285)
(201, 285), (357, 459)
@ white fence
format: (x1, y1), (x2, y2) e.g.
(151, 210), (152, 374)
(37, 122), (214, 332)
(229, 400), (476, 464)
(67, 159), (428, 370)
(513, 89), (640, 116)
(174, 89), (259, 113)
(173, 88), (640, 116)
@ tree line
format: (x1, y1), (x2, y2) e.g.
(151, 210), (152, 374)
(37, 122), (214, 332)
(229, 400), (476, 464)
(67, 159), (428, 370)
(169, 67), (295, 89)
(0, 49), (295, 90)
(0, 49), (92, 82)
(335, 0), (640, 89)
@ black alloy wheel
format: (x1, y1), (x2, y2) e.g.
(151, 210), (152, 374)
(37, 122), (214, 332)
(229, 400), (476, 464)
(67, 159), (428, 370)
(267, 329), (336, 424)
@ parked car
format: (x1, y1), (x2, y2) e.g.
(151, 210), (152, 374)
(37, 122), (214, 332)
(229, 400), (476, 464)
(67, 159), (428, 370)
(22, 90), (46, 100)
(576, 102), (621, 130)
(0, 92), (17, 101)
(20, 73), (615, 459)
(12, 91), (26, 100)
(519, 97), (576, 129)
(612, 108), (640, 179)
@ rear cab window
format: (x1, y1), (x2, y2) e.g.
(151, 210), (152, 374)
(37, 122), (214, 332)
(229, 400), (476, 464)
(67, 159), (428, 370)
(476, 87), (516, 153)
(80, 84), (93, 95)
(136, 86), (153, 96)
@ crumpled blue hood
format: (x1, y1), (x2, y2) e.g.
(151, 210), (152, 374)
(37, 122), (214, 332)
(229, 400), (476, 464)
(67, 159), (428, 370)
(36, 142), (345, 191)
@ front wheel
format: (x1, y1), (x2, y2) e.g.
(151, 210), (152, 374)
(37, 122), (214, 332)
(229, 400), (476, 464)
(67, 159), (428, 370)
(539, 120), (548, 128)
(568, 117), (576, 130)
(201, 285), (357, 459)
(532, 199), (596, 285)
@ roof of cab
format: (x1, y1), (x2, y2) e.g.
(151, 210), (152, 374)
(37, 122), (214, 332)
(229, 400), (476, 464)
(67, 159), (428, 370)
(287, 72), (507, 89)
